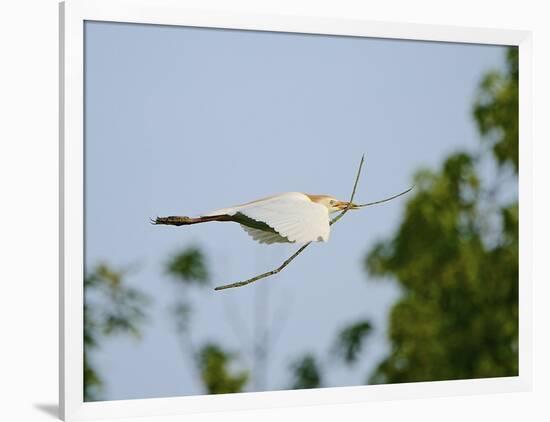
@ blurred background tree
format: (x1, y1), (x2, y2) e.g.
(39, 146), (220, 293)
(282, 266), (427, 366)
(84, 264), (150, 401)
(361, 47), (518, 384)
(198, 344), (249, 394)
(474, 48), (519, 171)
(166, 246), (250, 394)
(334, 320), (373, 365)
(289, 353), (323, 389)
(167, 247), (209, 286)
(165, 246), (315, 394)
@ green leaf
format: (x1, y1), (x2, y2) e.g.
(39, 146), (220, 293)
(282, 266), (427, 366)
(197, 343), (248, 394)
(289, 354), (322, 389)
(334, 320), (372, 364)
(166, 247), (209, 285)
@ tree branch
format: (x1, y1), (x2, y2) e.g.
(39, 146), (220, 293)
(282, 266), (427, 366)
(329, 154), (365, 227)
(214, 241), (313, 291)
(214, 155), (366, 291)
(355, 186), (414, 208)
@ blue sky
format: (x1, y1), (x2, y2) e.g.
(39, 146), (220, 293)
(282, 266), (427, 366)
(84, 20), (508, 400)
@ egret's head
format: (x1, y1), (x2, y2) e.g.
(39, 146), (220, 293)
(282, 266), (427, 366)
(307, 194), (361, 214)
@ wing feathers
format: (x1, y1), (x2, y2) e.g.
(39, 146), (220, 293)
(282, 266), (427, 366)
(237, 196), (330, 244)
(240, 226), (290, 244)
(201, 192), (331, 244)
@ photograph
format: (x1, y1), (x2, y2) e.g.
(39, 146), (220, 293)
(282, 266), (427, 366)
(83, 20), (518, 402)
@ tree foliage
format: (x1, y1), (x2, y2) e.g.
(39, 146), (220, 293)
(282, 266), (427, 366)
(289, 354), (322, 389)
(84, 264), (150, 401)
(334, 320), (372, 365)
(197, 344), (249, 394)
(365, 47), (518, 385)
(164, 247), (253, 394)
(473, 48), (519, 171)
(166, 247), (209, 285)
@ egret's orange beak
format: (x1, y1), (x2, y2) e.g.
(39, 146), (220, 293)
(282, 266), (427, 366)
(336, 201), (360, 210)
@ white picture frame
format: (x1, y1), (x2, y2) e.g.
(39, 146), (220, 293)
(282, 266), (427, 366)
(60, 0), (533, 420)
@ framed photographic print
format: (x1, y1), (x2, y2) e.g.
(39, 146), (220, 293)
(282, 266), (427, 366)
(60, 0), (532, 420)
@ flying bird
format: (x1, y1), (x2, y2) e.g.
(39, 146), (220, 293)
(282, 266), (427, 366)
(153, 192), (363, 244)
(153, 154), (412, 291)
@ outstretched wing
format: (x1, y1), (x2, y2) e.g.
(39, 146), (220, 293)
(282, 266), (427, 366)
(238, 193), (330, 243)
(201, 192), (331, 244)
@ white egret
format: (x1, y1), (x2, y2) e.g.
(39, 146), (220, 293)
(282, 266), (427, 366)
(155, 192), (359, 244)
(154, 189), (412, 244)
(152, 155), (412, 290)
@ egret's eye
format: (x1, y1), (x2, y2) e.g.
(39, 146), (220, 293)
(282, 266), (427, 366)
(330, 200), (336, 205)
